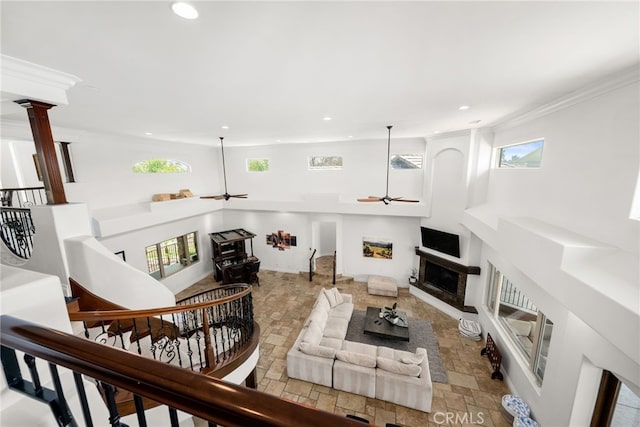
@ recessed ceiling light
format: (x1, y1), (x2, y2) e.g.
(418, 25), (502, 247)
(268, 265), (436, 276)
(171, 2), (198, 20)
(348, 135), (353, 138)
(433, 130), (441, 134)
(323, 116), (332, 121)
(221, 125), (229, 130)
(459, 105), (470, 110)
(276, 139), (281, 143)
(144, 132), (153, 136)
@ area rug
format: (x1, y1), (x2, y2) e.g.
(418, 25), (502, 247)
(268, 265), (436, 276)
(345, 310), (448, 383)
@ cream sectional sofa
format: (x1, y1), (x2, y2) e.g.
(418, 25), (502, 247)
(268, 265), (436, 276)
(286, 288), (433, 412)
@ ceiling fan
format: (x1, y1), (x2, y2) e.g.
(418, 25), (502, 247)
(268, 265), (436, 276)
(357, 125), (420, 205)
(200, 137), (248, 201)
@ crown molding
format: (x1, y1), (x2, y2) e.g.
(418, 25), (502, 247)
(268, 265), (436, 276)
(492, 65), (640, 131)
(1, 55), (81, 105)
(425, 128), (472, 142)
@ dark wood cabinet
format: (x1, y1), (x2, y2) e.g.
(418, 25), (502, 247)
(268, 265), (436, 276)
(209, 229), (258, 282)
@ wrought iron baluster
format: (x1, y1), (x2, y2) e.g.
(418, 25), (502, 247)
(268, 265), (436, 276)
(168, 407), (180, 427)
(24, 354), (43, 396)
(100, 382), (128, 427)
(133, 394), (147, 427)
(73, 371), (94, 427)
(48, 363), (78, 426)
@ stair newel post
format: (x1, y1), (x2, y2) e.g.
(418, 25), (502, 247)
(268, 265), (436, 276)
(201, 308), (216, 371)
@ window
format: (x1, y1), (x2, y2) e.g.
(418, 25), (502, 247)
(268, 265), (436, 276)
(247, 158), (269, 172)
(486, 263), (553, 384)
(145, 232), (198, 279)
(309, 156), (343, 170)
(390, 154), (423, 169)
(497, 139), (544, 168)
(132, 159), (190, 173)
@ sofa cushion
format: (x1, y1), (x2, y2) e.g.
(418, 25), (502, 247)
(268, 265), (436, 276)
(308, 307), (328, 330)
(335, 350), (376, 368)
(377, 346), (422, 363)
(299, 342), (337, 359)
(401, 352), (425, 365)
(323, 317), (349, 339)
(319, 337), (343, 350)
(302, 323), (323, 345)
(377, 357), (422, 377)
(314, 291), (331, 312)
(341, 340), (378, 356)
(330, 302), (354, 321)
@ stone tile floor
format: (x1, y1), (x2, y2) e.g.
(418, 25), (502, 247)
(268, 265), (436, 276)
(178, 270), (512, 427)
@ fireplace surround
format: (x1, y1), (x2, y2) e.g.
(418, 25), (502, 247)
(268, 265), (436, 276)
(414, 247), (480, 313)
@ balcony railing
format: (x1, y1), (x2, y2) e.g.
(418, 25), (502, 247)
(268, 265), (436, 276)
(0, 187), (45, 259)
(1, 186), (47, 208)
(1, 315), (365, 427)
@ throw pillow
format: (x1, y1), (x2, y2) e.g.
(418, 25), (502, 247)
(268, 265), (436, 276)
(323, 288), (339, 307)
(330, 287), (344, 305)
(315, 291), (331, 312)
(377, 357), (422, 377)
(336, 350), (376, 368)
(299, 342), (337, 359)
(401, 352), (425, 365)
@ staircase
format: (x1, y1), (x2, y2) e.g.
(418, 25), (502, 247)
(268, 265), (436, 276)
(308, 255), (354, 286)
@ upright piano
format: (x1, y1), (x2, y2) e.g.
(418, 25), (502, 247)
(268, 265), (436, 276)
(209, 228), (258, 283)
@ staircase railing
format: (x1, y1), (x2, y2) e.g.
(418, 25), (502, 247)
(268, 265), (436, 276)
(0, 208), (36, 259)
(1, 186), (46, 208)
(68, 280), (258, 415)
(1, 315), (368, 427)
(0, 186), (45, 259)
(309, 249), (317, 282)
(332, 250), (337, 285)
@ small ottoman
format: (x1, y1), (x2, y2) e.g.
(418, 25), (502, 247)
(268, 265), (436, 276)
(367, 275), (398, 297)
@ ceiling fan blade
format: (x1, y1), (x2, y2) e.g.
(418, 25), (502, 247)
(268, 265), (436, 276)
(357, 197), (383, 202)
(229, 194), (249, 198)
(200, 195), (226, 200)
(390, 197), (420, 203)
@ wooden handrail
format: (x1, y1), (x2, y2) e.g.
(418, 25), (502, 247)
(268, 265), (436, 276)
(0, 315), (366, 427)
(68, 285), (252, 322)
(309, 249), (317, 282)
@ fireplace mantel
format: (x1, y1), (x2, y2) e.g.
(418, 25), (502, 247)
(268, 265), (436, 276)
(414, 247), (480, 313)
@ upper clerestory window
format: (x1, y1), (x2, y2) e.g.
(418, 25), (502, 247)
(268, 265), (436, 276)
(247, 158), (270, 172)
(391, 154), (423, 169)
(309, 156), (343, 170)
(497, 139), (544, 168)
(132, 159), (190, 173)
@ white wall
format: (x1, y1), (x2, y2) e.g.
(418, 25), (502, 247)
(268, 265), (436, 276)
(342, 214), (420, 286)
(97, 211), (224, 294)
(464, 78), (640, 426)
(488, 82), (639, 253)
(224, 137), (426, 202)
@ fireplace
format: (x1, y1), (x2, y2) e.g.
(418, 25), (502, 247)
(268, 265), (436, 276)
(414, 247), (480, 313)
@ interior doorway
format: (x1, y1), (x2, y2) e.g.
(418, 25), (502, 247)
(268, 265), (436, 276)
(311, 219), (339, 275)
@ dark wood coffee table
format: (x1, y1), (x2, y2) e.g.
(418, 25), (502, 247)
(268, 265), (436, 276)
(363, 306), (410, 341)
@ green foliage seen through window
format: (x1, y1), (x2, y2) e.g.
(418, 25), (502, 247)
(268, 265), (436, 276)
(132, 159), (190, 173)
(247, 159), (269, 172)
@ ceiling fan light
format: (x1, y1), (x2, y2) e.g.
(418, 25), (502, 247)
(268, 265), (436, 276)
(171, 2), (199, 20)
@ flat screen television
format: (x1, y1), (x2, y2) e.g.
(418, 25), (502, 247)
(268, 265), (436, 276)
(420, 226), (460, 258)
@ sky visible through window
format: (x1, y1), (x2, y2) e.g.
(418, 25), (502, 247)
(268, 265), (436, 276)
(499, 140), (544, 168)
